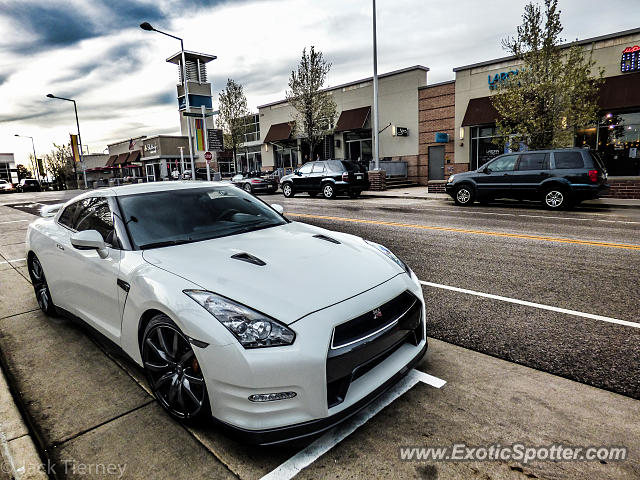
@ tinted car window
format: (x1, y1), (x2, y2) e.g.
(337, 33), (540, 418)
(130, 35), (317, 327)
(325, 160), (345, 172)
(554, 152), (583, 169)
(74, 197), (114, 242)
(58, 201), (81, 229)
(299, 163), (313, 174)
(518, 153), (549, 170)
(118, 186), (287, 249)
(488, 155), (517, 172)
(311, 162), (325, 173)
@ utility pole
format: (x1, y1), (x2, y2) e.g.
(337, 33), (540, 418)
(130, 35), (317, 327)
(372, 0), (381, 171)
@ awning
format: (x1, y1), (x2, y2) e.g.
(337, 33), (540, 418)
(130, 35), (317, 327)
(128, 150), (141, 163)
(598, 72), (640, 111)
(263, 122), (294, 143)
(335, 106), (371, 132)
(105, 155), (117, 167)
(114, 153), (129, 165)
(461, 97), (499, 126)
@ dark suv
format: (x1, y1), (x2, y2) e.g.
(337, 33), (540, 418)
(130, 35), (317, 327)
(445, 149), (608, 209)
(280, 160), (369, 199)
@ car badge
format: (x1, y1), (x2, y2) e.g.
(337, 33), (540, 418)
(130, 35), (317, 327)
(372, 308), (382, 319)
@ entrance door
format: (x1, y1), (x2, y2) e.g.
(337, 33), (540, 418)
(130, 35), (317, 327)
(428, 146), (445, 180)
(145, 164), (156, 182)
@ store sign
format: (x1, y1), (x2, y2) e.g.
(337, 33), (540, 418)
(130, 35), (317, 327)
(621, 45), (639, 73)
(143, 141), (158, 156)
(393, 126), (409, 137)
(488, 69), (519, 90)
(435, 132), (449, 143)
(207, 129), (224, 152)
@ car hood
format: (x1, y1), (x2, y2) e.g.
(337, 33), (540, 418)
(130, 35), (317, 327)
(280, 173), (294, 183)
(142, 222), (403, 324)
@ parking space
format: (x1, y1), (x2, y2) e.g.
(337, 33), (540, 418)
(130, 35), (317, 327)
(0, 192), (639, 479)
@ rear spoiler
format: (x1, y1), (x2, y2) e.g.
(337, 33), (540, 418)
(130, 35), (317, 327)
(40, 203), (64, 218)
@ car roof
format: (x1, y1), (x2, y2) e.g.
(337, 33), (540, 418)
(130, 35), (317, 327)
(67, 181), (233, 201)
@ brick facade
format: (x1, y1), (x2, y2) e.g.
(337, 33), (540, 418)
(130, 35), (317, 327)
(601, 179), (640, 199)
(417, 81), (460, 188)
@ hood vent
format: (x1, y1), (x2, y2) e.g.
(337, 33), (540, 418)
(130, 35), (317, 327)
(313, 234), (341, 245)
(231, 252), (266, 266)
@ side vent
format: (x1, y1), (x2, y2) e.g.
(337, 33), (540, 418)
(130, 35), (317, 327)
(230, 252), (266, 266)
(313, 234), (341, 244)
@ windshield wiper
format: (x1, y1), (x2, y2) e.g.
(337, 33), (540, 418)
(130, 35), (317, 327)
(231, 221), (280, 235)
(139, 238), (194, 250)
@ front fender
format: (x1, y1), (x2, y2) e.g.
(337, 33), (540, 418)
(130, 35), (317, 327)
(120, 259), (236, 366)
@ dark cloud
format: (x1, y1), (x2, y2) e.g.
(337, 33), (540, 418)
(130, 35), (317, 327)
(0, 0), (164, 54)
(0, 72), (8, 86)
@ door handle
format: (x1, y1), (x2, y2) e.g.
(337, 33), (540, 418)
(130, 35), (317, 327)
(56, 243), (64, 251)
(117, 279), (130, 292)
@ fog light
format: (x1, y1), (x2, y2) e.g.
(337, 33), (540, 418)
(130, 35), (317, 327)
(248, 392), (297, 402)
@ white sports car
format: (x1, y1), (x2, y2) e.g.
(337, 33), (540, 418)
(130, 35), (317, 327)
(26, 182), (427, 444)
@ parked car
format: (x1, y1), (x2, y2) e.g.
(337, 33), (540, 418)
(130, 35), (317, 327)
(280, 160), (370, 199)
(232, 173), (278, 194)
(0, 179), (15, 193)
(182, 169), (216, 180)
(445, 148), (609, 209)
(26, 182), (426, 444)
(18, 179), (41, 192)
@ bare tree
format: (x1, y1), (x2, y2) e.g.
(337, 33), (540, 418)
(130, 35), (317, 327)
(218, 78), (250, 171)
(286, 46), (337, 160)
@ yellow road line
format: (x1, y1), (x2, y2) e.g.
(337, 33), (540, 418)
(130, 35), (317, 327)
(288, 212), (640, 251)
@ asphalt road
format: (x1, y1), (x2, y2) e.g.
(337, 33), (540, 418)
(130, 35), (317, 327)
(1, 189), (639, 479)
(277, 194), (640, 400)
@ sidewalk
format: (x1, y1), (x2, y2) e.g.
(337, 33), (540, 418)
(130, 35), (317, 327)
(362, 186), (640, 209)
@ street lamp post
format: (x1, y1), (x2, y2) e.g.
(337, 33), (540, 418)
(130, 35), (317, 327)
(372, 0), (380, 171)
(140, 22), (196, 180)
(45, 93), (88, 188)
(14, 134), (40, 182)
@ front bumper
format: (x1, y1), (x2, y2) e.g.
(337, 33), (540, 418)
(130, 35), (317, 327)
(193, 273), (427, 444)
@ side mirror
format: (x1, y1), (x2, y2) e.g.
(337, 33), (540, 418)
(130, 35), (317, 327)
(294, 170), (301, 176)
(71, 230), (109, 258)
(482, 166), (491, 174)
(271, 204), (284, 215)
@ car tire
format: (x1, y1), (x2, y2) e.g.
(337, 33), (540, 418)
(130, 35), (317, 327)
(242, 183), (253, 193)
(542, 186), (569, 210)
(454, 184), (474, 206)
(141, 315), (210, 422)
(27, 254), (57, 316)
(322, 182), (336, 199)
(282, 182), (294, 198)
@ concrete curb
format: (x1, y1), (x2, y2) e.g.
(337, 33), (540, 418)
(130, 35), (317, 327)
(0, 368), (48, 480)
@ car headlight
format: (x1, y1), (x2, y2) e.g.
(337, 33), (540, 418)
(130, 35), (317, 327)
(447, 174), (455, 183)
(365, 240), (411, 275)
(183, 290), (295, 348)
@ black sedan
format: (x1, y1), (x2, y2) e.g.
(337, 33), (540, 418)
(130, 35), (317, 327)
(232, 173), (278, 194)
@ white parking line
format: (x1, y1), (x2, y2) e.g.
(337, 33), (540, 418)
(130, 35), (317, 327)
(0, 220), (30, 224)
(419, 280), (639, 329)
(0, 258), (26, 265)
(260, 369), (445, 480)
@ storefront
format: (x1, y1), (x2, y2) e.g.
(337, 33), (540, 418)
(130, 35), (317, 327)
(419, 27), (640, 198)
(258, 66), (427, 183)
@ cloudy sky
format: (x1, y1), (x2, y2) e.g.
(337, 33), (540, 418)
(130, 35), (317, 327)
(0, 0), (637, 165)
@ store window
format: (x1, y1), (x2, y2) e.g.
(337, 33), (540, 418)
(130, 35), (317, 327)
(470, 125), (503, 170)
(344, 130), (372, 163)
(596, 112), (640, 176)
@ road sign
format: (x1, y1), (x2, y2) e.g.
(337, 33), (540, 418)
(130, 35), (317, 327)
(183, 112), (213, 117)
(204, 151), (213, 161)
(207, 129), (224, 152)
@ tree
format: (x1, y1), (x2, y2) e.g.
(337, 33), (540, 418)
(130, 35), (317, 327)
(44, 143), (74, 190)
(217, 78), (250, 171)
(491, 0), (603, 150)
(286, 46), (337, 160)
(16, 164), (32, 181)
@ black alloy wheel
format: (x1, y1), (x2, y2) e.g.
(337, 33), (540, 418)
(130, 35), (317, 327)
(28, 254), (56, 315)
(142, 316), (209, 421)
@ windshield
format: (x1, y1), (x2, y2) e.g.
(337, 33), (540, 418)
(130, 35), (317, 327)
(117, 186), (287, 249)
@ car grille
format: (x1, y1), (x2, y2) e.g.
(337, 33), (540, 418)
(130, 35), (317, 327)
(326, 291), (423, 408)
